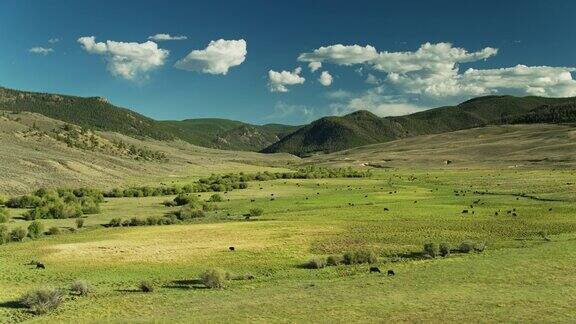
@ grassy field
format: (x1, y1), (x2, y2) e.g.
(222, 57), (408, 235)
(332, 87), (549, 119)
(1, 168), (576, 323)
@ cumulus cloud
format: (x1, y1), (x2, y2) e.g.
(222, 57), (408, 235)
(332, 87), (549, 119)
(330, 86), (425, 117)
(48, 38), (60, 44)
(78, 36), (169, 80)
(174, 39), (246, 75)
(365, 73), (380, 85)
(301, 41), (576, 99)
(308, 61), (322, 72)
(298, 44), (378, 65)
(29, 47), (53, 55)
(148, 33), (187, 41)
(264, 101), (315, 123)
(268, 67), (305, 92)
(319, 71), (333, 86)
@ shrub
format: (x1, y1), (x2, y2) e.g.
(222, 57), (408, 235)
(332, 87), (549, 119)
(343, 249), (377, 265)
(439, 242), (451, 257)
(27, 220), (44, 239)
(108, 218), (122, 227)
(70, 280), (91, 296)
(10, 227), (27, 242)
(162, 200), (177, 207)
(176, 205), (205, 221)
(173, 194), (198, 206)
(129, 218), (146, 226)
(423, 242), (439, 258)
(75, 218), (84, 229)
(326, 255), (343, 266)
(249, 208), (264, 217)
(0, 225), (9, 244)
(458, 240), (475, 253)
(20, 288), (64, 314)
(139, 281), (154, 293)
(208, 194), (224, 202)
(201, 269), (228, 289)
(145, 216), (163, 226)
(47, 226), (61, 236)
(0, 207), (9, 223)
(304, 258), (326, 269)
(474, 241), (487, 252)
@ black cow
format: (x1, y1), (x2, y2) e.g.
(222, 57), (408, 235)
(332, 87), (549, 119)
(369, 267), (381, 273)
(36, 262), (45, 269)
(387, 269), (395, 276)
(229, 247), (235, 251)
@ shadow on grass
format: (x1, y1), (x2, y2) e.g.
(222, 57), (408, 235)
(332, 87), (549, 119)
(164, 279), (208, 290)
(0, 300), (26, 310)
(114, 289), (142, 293)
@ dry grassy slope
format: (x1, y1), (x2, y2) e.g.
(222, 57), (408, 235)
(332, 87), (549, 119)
(310, 124), (576, 169)
(0, 112), (298, 194)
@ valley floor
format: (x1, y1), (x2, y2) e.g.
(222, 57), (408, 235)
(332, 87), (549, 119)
(1, 168), (576, 322)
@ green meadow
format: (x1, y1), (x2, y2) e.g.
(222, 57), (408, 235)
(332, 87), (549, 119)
(1, 168), (576, 323)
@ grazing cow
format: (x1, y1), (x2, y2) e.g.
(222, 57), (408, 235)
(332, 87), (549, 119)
(384, 208), (389, 211)
(462, 210), (468, 214)
(369, 267), (381, 273)
(365, 195), (368, 198)
(494, 212), (499, 216)
(229, 247), (235, 251)
(36, 262), (45, 269)
(250, 199), (256, 202)
(305, 197), (309, 200)
(270, 198), (275, 201)
(414, 200), (417, 204)
(512, 213), (517, 216)
(548, 208), (553, 212)
(387, 269), (395, 276)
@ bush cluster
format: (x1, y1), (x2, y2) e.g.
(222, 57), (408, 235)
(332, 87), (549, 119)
(343, 249), (378, 265)
(20, 288), (64, 315)
(103, 167), (370, 199)
(6, 188), (103, 221)
(107, 215), (180, 228)
(200, 269), (228, 289)
(423, 241), (486, 256)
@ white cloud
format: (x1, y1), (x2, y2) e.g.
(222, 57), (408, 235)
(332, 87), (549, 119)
(29, 47), (53, 55)
(330, 86), (425, 117)
(365, 73), (380, 85)
(308, 61), (322, 72)
(298, 44), (378, 65)
(48, 38), (60, 44)
(268, 67), (305, 92)
(78, 36), (169, 80)
(264, 101), (315, 123)
(148, 33), (187, 41)
(302, 41), (576, 99)
(174, 39), (246, 75)
(319, 71), (333, 86)
(326, 89), (352, 100)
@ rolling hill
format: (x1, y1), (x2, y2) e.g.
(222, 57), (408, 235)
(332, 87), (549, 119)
(263, 95), (576, 156)
(0, 86), (298, 151)
(308, 123), (576, 169)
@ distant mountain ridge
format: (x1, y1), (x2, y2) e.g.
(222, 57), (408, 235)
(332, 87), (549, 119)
(262, 95), (576, 156)
(3, 85), (576, 156)
(0, 86), (299, 151)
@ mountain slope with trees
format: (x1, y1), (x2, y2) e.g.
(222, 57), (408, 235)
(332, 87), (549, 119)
(263, 95), (576, 156)
(0, 86), (298, 151)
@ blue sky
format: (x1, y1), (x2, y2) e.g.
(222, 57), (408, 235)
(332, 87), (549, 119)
(1, 0), (575, 125)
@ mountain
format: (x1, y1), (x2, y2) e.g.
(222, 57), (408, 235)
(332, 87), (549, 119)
(262, 111), (405, 155)
(263, 95), (576, 156)
(160, 119), (299, 151)
(0, 86), (298, 151)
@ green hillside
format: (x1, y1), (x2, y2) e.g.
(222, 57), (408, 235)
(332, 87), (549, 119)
(0, 86), (298, 151)
(264, 95), (576, 156)
(160, 119), (299, 151)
